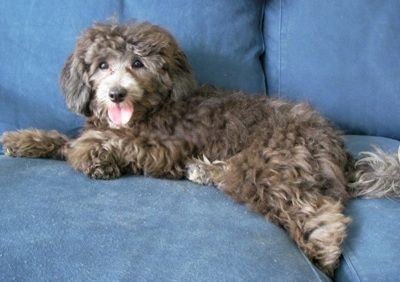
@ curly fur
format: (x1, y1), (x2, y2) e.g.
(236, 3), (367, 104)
(1, 21), (399, 277)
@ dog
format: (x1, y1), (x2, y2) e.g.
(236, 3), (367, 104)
(1, 22), (400, 276)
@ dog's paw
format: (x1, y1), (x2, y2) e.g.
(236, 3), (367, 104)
(86, 162), (121, 180)
(1, 130), (34, 157)
(186, 161), (210, 185)
(67, 143), (122, 180)
(186, 156), (227, 186)
(83, 150), (122, 180)
(88, 148), (121, 179)
(1, 129), (68, 159)
(300, 202), (351, 277)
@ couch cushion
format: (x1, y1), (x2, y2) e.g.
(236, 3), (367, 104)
(0, 156), (328, 281)
(0, 139), (399, 281)
(337, 199), (400, 281)
(121, 0), (267, 94)
(345, 135), (400, 157)
(264, 0), (400, 140)
(338, 135), (400, 280)
(0, 0), (266, 153)
(0, 1), (120, 139)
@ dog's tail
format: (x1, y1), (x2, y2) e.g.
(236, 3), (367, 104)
(347, 146), (400, 198)
(1, 129), (70, 160)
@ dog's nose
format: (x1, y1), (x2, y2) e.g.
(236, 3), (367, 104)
(109, 87), (127, 103)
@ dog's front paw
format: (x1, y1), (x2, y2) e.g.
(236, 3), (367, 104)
(67, 143), (122, 180)
(86, 162), (121, 180)
(1, 133), (19, 157)
(1, 129), (68, 159)
(82, 149), (121, 180)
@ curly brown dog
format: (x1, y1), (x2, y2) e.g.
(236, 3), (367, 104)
(2, 22), (400, 276)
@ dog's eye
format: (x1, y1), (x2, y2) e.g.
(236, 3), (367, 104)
(132, 60), (144, 68)
(99, 62), (109, 70)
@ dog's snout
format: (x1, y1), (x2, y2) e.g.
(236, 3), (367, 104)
(109, 87), (127, 103)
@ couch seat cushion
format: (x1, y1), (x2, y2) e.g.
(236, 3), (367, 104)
(0, 156), (328, 281)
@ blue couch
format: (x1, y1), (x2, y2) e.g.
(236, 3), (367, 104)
(1, 1), (399, 281)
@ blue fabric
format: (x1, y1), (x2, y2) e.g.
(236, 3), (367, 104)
(338, 135), (400, 281)
(337, 199), (400, 281)
(0, 0), (266, 150)
(0, 156), (328, 281)
(264, 0), (400, 140)
(121, 0), (267, 94)
(345, 135), (400, 156)
(0, 1), (120, 138)
(1, 0), (400, 280)
(1, 136), (399, 280)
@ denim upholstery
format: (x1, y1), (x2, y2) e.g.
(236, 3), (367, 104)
(1, 0), (399, 280)
(264, 0), (400, 140)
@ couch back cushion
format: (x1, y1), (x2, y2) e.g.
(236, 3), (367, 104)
(264, 0), (400, 140)
(120, 0), (266, 94)
(0, 0), (266, 152)
(0, 1), (120, 138)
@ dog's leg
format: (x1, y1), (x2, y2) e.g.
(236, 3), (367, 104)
(291, 197), (350, 277)
(262, 194), (350, 277)
(66, 130), (188, 180)
(188, 148), (350, 276)
(1, 129), (69, 160)
(65, 130), (124, 179)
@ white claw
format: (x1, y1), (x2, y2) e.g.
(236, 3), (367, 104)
(398, 145), (400, 163)
(202, 154), (211, 164)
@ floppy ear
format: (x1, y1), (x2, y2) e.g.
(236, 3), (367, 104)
(60, 53), (92, 116)
(170, 49), (197, 101)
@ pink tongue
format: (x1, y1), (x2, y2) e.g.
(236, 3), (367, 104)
(108, 103), (134, 125)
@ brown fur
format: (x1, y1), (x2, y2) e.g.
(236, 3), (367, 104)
(1, 22), (399, 277)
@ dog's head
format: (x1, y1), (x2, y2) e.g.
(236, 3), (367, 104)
(60, 22), (196, 126)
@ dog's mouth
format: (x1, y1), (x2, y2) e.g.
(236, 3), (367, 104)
(108, 101), (134, 125)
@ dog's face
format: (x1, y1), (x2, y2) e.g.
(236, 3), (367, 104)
(60, 22), (196, 127)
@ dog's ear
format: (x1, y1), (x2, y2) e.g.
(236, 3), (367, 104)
(60, 53), (92, 116)
(170, 49), (197, 101)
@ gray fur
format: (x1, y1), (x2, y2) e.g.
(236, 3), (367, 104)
(349, 146), (400, 198)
